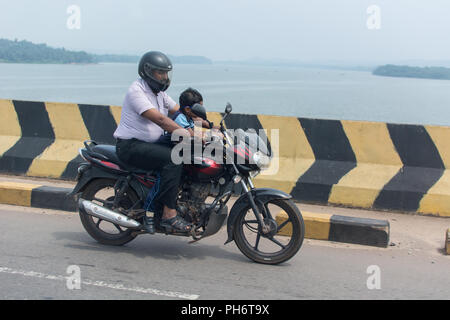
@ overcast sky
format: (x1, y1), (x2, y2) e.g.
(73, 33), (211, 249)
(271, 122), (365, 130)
(1, 0), (449, 63)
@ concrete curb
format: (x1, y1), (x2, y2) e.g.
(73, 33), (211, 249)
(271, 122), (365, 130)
(276, 211), (390, 248)
(0, 181), (390, 247)
(0, 181), (76, 212)
(446, 229), (450, 255)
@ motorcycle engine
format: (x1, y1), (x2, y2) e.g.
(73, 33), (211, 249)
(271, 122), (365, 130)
(177, 182), (212, 224)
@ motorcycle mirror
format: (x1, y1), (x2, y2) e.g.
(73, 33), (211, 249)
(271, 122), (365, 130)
(219, 102), (233, 131)
(225, 103), (232, 114)
(191, 103), (207, 121)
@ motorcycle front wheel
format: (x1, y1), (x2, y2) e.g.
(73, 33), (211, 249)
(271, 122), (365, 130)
(233, 198), (305, 265)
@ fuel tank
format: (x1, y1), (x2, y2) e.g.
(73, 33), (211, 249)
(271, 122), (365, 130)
(184, 157), (224, 181)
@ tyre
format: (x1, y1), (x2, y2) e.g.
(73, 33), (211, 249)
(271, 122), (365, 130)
(79, 178), (139, 246)
(233, 198), (305, 265)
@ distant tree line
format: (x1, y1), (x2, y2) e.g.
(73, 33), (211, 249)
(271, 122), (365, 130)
(0, 38), (93, 64)
(373, 64), (450, 80)
(0, 38), (213, 65)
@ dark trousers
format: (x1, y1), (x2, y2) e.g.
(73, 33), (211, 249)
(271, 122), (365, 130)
(116, 138), (182, 210)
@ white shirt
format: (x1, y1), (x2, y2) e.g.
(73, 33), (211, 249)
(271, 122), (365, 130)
(113, 78), (177, 143)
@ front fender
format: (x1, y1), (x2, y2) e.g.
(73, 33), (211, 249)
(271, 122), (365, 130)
(224, 188), (292, 244)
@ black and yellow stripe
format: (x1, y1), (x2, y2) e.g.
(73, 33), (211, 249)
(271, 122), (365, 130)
(0, 101), (55, 175)
(419, 126), (450, 216)
(0, 100), (116, 180)
(292, 118), (357, 204)
(0, 181), (76, 211)
(1, 99), (450, 217)
(373, 124), (445, 212)
(60, 103), (118, 179)
(276, 211), (390, 247)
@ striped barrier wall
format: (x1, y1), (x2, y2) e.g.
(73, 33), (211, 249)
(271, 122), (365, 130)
(222, 113), (450, 217)
(0, 99), (120, 180)
(1, 99), (450, 217)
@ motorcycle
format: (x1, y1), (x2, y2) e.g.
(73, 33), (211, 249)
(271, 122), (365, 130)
(69, 103), (304, 265)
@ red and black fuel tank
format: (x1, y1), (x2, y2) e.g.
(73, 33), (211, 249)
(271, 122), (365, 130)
(184, 157), (224, 181)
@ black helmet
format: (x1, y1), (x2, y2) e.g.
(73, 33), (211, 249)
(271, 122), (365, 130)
(138, 51), (173, 93)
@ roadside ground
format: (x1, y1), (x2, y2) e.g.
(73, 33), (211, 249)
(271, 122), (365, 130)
(0, 174), (448, 257)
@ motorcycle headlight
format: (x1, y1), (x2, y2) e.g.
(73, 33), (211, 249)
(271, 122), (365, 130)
(253, 151), (271, 169)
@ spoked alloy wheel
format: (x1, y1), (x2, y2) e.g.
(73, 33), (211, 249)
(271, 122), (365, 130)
(233, 199), (305, 265)
(79, 179), (139, 246)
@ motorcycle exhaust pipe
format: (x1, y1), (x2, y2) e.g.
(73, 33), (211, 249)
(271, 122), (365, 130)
(79, 199), (141, 229)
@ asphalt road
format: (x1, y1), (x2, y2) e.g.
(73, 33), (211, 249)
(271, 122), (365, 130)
(0, 204), (449, 300)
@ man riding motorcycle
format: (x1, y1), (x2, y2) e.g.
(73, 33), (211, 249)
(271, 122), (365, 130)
(73, 51), (305, 265)
(113, 51), (193, 234)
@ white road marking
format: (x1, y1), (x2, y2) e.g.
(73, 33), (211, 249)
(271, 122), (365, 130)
(0, 266), (199, 300)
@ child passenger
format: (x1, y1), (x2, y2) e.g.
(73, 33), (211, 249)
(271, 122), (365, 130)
(156, 88), (213, 146)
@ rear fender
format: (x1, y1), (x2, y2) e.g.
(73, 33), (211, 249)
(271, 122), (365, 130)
(68, 165), (150, 203)
(224, 188), (292, 244)
(68, 165), (119, 196)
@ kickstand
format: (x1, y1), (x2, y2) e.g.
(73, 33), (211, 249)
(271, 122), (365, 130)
(188, 227), (203, 244)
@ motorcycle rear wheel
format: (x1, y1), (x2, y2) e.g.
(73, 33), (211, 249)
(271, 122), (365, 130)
(79, 178), (139, 246)
(233, 198), (305, 265)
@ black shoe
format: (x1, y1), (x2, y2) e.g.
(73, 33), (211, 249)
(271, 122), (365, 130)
(142, 216), (155, 234)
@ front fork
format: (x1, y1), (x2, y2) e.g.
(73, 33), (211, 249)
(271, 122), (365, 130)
(239, 173), (272, 234)
(225, 130), (271, 235)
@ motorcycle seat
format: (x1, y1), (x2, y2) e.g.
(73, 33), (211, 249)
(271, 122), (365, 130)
(91, 144), (154, 175)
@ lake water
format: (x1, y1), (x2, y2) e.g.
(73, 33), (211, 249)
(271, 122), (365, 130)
(1, 62), (450, 126)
